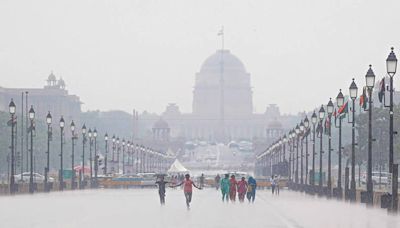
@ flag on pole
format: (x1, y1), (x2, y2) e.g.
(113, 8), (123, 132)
(360, 87), (367, 110)
(316, 121), (323, 137)
(324, 117), (330, 135)
(338, 101), (349, 119)
(378, 77), (385, 103)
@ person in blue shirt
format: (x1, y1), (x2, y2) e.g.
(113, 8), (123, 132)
(246, 176), (257, 203)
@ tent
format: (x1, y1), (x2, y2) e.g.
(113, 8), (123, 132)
(167, 159), (189, 173)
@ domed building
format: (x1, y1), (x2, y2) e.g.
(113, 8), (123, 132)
(157, 49), (286, 143)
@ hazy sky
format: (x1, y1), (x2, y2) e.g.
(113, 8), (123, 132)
(1, 0), (400, 115)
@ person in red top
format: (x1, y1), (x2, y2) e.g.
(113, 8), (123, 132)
(171, 174), (202, 209)
(237, 177), (248, 202)
(229, 175), (238, 202)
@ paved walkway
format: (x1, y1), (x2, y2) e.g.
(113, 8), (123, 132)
(0, 188), (399, 228)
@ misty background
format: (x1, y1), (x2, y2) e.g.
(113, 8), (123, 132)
(1, 0), (400, 115)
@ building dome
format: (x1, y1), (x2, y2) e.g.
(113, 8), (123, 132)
(48, 72), (56, 81)
(200, 50), (246, 73)
(153, 118), (169, 129)
(58, 78), (66, 89)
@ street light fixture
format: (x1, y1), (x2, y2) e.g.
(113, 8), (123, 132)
(311, 111), (317, 187)
(304, 116), (310, 187)
(318, 105), (325, 193)
(104, 133), (108, 175)
(45, 112), (52, 192)
(93, 128), (98, 188)
(349, 78), (358, 202)
(28, 106), (35, 194)
(81, 124), (87, 189)
(386, 47), (398, 211)
(336, 90), (345, 199)
(70, 121), (76, 190)
(88, 128), (93, 186)
(59, 116), (65, 191)
(365, 64), (375, 206)
(9, 100), (16, 195)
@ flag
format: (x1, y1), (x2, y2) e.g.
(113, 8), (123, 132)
(6, 116), (17, 126)
(338, 101), (349, 119)
(360, 87), (368, 110)
(324, 117), (330, 135)
(316, 121), (323, 137)
(378, 77), (385, 103)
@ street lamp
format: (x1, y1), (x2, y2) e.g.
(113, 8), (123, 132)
(304, 116), (310, 187)
(336, 90), (345, 199)
(112, 135), (116, 173)
(311, 111), (317, 187)
(386, 47), (398, 211)
(122, 139), (126, 174)
(9, 99), (16, 194)
(299, 121), (305, 186)
(349, 78), (358, 202)
(45, 111), (52, 192)
(70, 121), (76, 190)
(365, 64), (375, 206)
(28, 106), (35, 194)
(326, 98), (334, 198)
(104, 133), (108, 175)
(295, 124), (300, 186)
(88, 128), (93, 186)
(81, 124), (87, 189)
(116, 137), (120, 173)
(93, 128), (98, 188)
(318, 105), (325, 192)
(59, 116), (65, 191)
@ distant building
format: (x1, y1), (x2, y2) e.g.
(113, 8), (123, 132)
(141, 49), (300, 143)
(0, 72), (82, 122)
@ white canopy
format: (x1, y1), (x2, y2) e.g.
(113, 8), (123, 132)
(167, 159), (189, 173)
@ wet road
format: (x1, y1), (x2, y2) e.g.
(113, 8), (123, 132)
(0, 188), (399, 228)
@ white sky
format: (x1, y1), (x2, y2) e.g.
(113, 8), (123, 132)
(0, 0), (399, 115)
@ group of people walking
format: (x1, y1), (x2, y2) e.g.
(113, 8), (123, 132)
(219, 174), (257, 203)
(155, 173), (257, 209)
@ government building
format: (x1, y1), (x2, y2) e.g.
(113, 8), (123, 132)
(142, 49), (299, 144)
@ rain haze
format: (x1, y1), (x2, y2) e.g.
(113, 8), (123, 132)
(1, 0), (400, 114)
(1, 1), (400, 227)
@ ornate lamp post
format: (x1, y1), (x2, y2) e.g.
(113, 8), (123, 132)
(88, 128), (93, 185)
(299, 121), (305, 186)
(70, 121), (76, 190)
(295, 124), (300, 186)
(365, 64), (376, 206)
(349, 78), (358, 202)
(122, 139), (126, 174)
(45, 112), (52, 192)
(386, 47), (398, 212)
(116, 137), (120, 173)
(93, 128), (98, 187)
(104, 133), (108, 175)
(311, 111), (318, 187)
(81, 124), (87, 189)
(28, 106), (35, 194)
(304, 116), (310, 186)
(9, 100), (16, 194)
(318, 105), (326, 193)
(112, 135), (116, 173)
(326, 98), (334, 197)
(386, 47), (397, 173)
(336, 90), (345, 199)
(59, 116), (65, 191)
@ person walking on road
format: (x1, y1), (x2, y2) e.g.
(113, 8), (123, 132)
(270, 175), (276, 195)
(220, 174), (230, 202)
(215, 174), (221, 190)
(237, 177), (248, 202)
(171, 174), (202, 209)
(274, 175), (280, 195)
(199, 173), (205, 188)
(155, 176), (169, 205)
(229, 175), (238, 202)
(247, 176), (257, 203)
